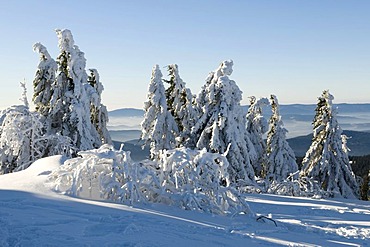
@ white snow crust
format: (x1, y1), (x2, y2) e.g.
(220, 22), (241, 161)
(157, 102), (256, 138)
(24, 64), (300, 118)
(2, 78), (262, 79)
(0, 154), (369, 246)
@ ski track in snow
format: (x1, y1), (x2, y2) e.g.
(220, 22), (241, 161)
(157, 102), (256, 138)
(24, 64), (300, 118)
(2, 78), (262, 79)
(0, 156), (369, 246)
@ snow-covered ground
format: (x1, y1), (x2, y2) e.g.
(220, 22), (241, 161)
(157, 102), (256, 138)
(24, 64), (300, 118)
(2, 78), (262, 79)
(0, 156), (369, 246)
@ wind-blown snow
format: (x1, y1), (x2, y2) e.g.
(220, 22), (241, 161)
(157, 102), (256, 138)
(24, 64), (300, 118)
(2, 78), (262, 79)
(0, 156), (369, 246)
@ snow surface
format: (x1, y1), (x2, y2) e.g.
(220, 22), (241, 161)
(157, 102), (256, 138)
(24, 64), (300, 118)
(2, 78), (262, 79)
(0, 156), (369, 246)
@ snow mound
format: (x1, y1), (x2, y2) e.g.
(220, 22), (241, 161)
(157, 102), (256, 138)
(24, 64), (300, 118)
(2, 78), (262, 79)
(0, 155), (65, 192)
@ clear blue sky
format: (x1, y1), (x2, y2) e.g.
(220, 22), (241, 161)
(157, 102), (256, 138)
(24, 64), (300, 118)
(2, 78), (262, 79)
(1, 0), (370, 110)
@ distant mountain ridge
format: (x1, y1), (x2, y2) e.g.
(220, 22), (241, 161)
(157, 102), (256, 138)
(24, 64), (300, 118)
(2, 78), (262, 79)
(108, 108), (144, 117)
(110, 104), (370, 118)
(287, 130), (370, 157)
(109, 105), (370, 156)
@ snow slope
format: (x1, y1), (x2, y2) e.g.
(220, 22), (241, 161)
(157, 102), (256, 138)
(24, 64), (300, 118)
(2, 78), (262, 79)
(0, 156), (369, 246)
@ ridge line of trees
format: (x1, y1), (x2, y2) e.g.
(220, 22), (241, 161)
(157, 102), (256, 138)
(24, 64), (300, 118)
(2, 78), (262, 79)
(141, 62), (361, 199)
(0, 30), (365, 201)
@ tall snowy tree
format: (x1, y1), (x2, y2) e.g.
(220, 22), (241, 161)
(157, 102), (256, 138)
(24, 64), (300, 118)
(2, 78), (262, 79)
(246, 96), (269, 176)
(300, 90), (359, 198)
(86, 69), (112, 145)
(32, 43), (57, 117)
(265, 95), (298, 182)
(47, 29), (101, 152)
(141, 65), (178, 159)
(164, 64), (197, 146)
(191, 60), (256, 185)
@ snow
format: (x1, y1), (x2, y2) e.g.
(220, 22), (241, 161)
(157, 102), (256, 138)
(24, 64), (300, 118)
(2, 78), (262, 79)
(0, 155), (369, 246)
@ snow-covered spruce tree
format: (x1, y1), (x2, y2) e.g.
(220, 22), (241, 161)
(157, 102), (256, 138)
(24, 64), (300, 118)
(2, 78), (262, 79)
(265, 95), (298, 183)
(191, 60), (256, 186)
(246, 96), (269, 177)
(164, 64), (197, 147)
(86, 69), (112, 144)
(141, 65), (178, 159)
(300, 90), (359, 198)
(47, 29), (101, 152)
(32, 43), (57, 117)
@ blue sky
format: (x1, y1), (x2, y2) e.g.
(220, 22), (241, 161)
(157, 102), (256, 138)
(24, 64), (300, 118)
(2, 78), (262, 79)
(1, 0), (370, 110)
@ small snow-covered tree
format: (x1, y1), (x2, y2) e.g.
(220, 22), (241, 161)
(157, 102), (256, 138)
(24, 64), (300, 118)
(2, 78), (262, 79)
(49, 145), (253, 215)
(141, 65), (178, 159)
(300, 90), (359, 198)
(246, 96), (269, 176)
(0, 82), (45, 173)
(157, 148), (252, 215)
(191, 60), (256, 185)
(0, 82), (74, 174)
(32, 43), (57, 117)
(86, 69), (111, 144)
(164, 64), (197, 146)
(47, 29), (101, 152)
(48, 144), (157, 204)
(0, 105), (45, 174)
(265, 95), (298, 183)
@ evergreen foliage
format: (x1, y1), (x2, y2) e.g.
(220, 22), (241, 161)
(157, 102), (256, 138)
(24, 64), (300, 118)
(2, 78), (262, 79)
(141, 65), (178, 159)
(45, 29), (102, 152)
(86, 69), (112, 145)
(300, 90), (359, 198)
(191, 60), (256, 185)
(266, 95), (298, 182)
(32, 43), (57, 116)
(246, 96), (269, 176)
(164, 64), (197, 146)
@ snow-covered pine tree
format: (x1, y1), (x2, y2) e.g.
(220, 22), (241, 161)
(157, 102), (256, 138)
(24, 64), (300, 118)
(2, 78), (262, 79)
(86, 69), (112, 144)
(265, 95), (298, 183)
(141, 65), (178, 159)
(246, 96), (269, 177)
(164, 64), (197, 147)
(47, 29), (101, 152)
(191, 60), (256, 185)
(32, 43), (57, 117)
(300, 90), (359, 198)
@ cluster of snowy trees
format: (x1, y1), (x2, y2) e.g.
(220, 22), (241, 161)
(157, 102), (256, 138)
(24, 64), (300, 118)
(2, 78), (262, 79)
(0, 28), (361, 213)
(0, 29), (110, 174)
(141, 61), (360, 199)
(50, 60), (359, 217)
(49, 144), (252, 215)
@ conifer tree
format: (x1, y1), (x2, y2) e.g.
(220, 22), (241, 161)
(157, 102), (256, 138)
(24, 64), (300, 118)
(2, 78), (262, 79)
(191, 60), (256, 185)
(246, 96), (269, 176)
(141, 65), (178, 159)
(300, 90), (359, 198)
(47, 29), (101, 152)
(164, 64), (197, 146)
(266, 95), (298, 182)
(86, 69), (112, 144)
(32, 43), (57, 116)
